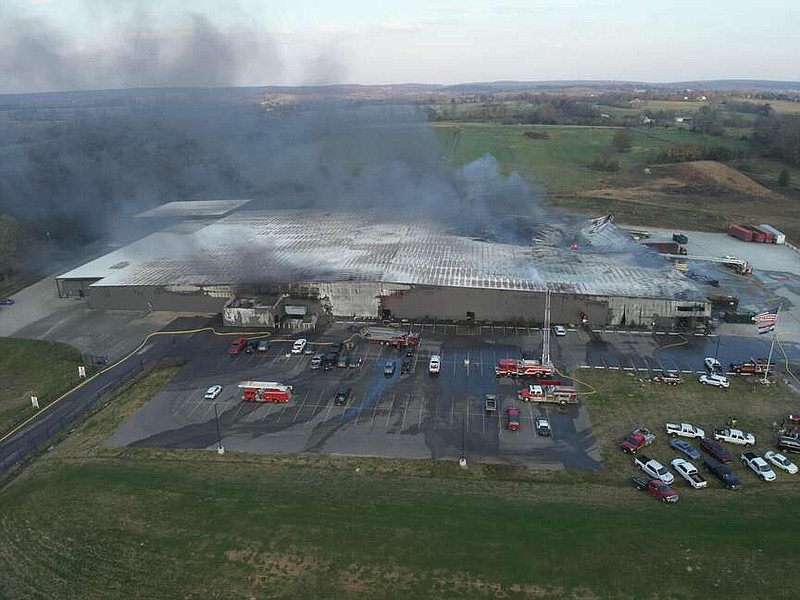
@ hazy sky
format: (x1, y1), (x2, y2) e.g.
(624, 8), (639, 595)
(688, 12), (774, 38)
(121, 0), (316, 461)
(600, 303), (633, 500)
(1, 0), (798, 92)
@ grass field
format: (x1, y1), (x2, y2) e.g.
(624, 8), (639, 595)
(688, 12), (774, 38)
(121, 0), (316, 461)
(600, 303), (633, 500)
(1, 363), (798, 599)
(434, 123), (747, 195)
(0, 338), (86, 436)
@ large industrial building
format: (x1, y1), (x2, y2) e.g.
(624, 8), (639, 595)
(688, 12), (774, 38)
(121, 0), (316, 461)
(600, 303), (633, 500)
(56, 205), (710, 328)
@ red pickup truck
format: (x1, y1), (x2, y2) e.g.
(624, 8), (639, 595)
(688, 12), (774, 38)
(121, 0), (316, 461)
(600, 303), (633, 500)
(620, 428), (656, 454)
(631, 477), (679, 503)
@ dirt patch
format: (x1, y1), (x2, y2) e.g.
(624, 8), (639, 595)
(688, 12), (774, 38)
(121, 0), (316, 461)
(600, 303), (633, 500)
(523, 131), (551, 140)
(586, 160), (779, 200)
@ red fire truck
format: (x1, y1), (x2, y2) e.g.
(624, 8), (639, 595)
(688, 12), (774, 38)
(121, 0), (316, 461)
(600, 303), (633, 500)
(238, 381), (293, 403)
(495, 358), (554, 378)
(361, 327), (421, 348)
(544, 385), (578, 405)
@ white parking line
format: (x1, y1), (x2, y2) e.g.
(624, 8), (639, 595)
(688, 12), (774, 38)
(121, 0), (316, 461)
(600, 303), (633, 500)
(183, 389), (207, 419)
(292, 390), (311, 424)
(401, 395), (409, 430)
(385, 393), (396, 429)
(417, 395), (424, 426)
(354, 393), (367, 424)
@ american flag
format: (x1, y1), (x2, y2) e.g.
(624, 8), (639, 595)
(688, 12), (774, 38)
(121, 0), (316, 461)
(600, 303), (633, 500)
(755, 309), (778, 334)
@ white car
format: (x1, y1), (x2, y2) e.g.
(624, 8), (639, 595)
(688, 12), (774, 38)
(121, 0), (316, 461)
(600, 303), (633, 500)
(764, 451), (798, 474)
(699, 374), (729, 389)
(204, 385), (223, 400)
(291, 338), (307, 354)
(741, 452), (777, 481)
(704, 357), (723, 373)
(428, 354), (441, 374)
(553, 325), (567, 336)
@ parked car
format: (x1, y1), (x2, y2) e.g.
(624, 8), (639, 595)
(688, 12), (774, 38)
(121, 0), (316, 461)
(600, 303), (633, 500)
(428, 354), (441, 374)
(665, 422), (704, 439)
(631, 476), (679, 503)
(322, 352), (338, 370)
(655, 371), (683, 385)
(700, 437), (733, 463)
(348, 355), (363, 369)
(535, 417), (552, 437)
(291, 338), (307, 354)
(337, 354), (349, 368)
(702, 456), (742, 490)
(484, 395), (497, 414)
(764, 451), (798, 474)
(505, 407), (521, 431)
(228, 336), (248, 356)
(257, 340), (269, 353)
(0, 298), (14, 305)
(384, 360), (396, 376)
(704, 357), (723, 373)
(553, 325), (567, 336)
(405, 346), (416, 357)
(204, 385), (223, 400)
(620, 428), (656, 454)
(670, 458), (707, 489)
(633, 454), (674, 484)
(699, 374), (729, 389)
(741, 452), (777, 481)
(245, 340), (259, 354)
(777, 435), (800, 453)
(713, 428), (755, 446)
(670, 438), (701, 460)
(401, 355), (413, 373)
(334, 388), (351, 406)
(310, 353), (323, 370)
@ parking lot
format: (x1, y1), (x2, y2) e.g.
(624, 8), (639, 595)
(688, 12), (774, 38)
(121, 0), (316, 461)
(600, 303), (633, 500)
(107, 320), (800, 467)
(107, 325), (599, 468)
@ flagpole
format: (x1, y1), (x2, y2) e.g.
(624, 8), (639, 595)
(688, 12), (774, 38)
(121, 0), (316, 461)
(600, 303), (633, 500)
(763, 304), (781, 385)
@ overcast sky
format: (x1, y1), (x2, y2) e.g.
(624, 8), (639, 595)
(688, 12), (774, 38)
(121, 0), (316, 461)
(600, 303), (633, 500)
(1, 0), (798, 93)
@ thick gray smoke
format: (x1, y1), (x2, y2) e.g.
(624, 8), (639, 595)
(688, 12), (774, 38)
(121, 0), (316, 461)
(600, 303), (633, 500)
(0, 7), (282, 92)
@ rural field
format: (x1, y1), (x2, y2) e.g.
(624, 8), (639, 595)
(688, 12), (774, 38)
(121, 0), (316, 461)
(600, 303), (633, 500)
(434, 123), (800, 240)
(1, 363), (798, 600)
(0, 338), (86, 436)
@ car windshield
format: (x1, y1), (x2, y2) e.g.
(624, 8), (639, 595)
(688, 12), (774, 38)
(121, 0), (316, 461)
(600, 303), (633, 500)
(758, 463), (770, 472)
(655, 466), (667, 475)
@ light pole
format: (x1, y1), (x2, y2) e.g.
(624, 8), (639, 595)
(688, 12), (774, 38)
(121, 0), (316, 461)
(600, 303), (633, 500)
(214, 403), (225, 454)
(459, 414), (467, 467)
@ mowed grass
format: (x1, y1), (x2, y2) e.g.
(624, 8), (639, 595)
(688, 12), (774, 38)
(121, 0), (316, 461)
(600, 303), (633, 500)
(434, 123), (747, 195)
(1, 363), (799, 599)
(0, 338), (85, 435)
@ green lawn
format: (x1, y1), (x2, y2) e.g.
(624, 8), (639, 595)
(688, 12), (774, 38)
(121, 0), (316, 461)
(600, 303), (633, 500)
(0, 338), (87, 435)
(1, 364), (798, 599)
(434, 123), (747, 195)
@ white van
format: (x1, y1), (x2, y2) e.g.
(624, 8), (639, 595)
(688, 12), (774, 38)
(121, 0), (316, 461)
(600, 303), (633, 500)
(291, 338), (308, 354)
(428, 354), (441, 374)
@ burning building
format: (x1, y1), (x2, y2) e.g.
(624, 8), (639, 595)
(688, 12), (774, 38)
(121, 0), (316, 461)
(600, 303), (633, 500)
(56, 207), (710, 329)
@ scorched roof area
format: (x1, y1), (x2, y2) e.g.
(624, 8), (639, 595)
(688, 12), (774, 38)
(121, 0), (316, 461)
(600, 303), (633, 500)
(58, 210), (704, 300)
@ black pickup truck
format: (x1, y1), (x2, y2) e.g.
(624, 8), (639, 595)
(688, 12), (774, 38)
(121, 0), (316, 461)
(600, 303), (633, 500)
(702, 456), (742, 490)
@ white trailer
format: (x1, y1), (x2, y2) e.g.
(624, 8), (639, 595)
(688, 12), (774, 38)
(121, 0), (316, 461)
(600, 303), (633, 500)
(758, 224), (786, 245)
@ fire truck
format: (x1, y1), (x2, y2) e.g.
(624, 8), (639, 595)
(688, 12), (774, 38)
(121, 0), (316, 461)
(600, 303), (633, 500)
(729, 359), (775, 376)
(495, 358), (554, 378)
(545, 385), (578, 405)
(238, 381), (293, 403)
(361, 327), (420, 348)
